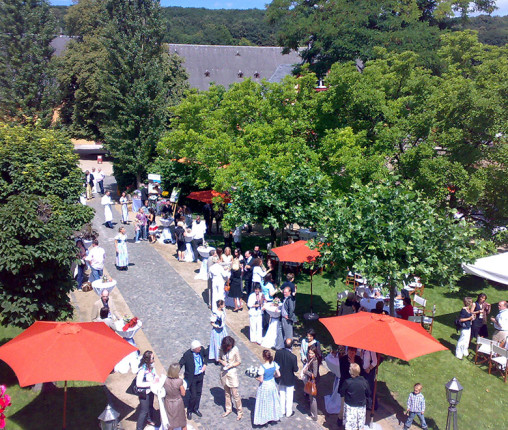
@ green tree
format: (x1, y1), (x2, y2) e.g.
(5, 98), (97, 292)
(315, 180), (493, 314)
(98, 0), (188, 187)
(0, 123), (93, 328)
(0, 0), (58, 124)
(266, 0), (495, 75)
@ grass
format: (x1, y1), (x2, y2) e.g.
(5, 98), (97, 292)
(0, 325), (107, 430)
(291, 271), (508, 430)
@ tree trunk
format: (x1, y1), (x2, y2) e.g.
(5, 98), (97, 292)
(136, 172), (142, 188)
(389, 283), (395, 316)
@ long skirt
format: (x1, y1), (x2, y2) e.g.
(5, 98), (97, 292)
(121, 204), (129, 223)
(344, 403), (366, 430)
(116, 242), (129, 267)
(209, 326), (227, 360)
(253, 379), (282, 425)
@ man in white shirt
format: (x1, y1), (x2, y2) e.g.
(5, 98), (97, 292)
(191, 216), (207, 262)
(491, 300), (508, 345)
(96, 168), (105, 195)
(85, 240), (106, 282)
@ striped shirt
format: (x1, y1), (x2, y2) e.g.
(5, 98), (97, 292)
(407, 392), (426, 413)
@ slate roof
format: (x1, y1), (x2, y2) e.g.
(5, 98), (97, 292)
(51, 37), (302, 91)
(168, 44), (301, 90)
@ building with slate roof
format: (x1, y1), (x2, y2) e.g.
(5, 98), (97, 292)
(51, 37), (301, 91)
(168, 44), (301, 90)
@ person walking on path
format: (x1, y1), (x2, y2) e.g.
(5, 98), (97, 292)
(179, 340), (207, 420)
(276, 287), (296, 349)
(253, 349), (283, 426)
(491, 300), (508, 345)
(403, 383), (428, 430)
(114, 226), (129, 270)
(120, 191), (129, 224)
(84, 170), (94, 200)
(302, 344), (320, 421)
(136, 350), (158, 430)
(274, 338), (298, 418)
(163, 363), (187, 430)
(209, 300), (228, 362)
(247, 284), (265, 344)
(218, 336), (243, 420)
(85, 239), (105, 282)
(135, 208), (147, 242)
(101, 190), (114, 229)
(96, 168), (105, 195)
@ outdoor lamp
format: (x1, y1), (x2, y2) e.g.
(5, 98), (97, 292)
(98, 404), (120, 430)
(444, 377), (463, 430)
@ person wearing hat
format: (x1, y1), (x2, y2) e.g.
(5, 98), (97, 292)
(179, 340), (208, 420)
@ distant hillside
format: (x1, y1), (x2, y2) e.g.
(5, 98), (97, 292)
(50, 5), (278, 46)
(456, 15), (508, 46)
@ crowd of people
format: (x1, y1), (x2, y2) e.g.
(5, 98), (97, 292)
(455, 295), (507, 360)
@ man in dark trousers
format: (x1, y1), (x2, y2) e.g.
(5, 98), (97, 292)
(243, 250), (254, 296)
(274, 338), (299, 417)
(179, 340), (207, 420)
(276, 287), (296, 350)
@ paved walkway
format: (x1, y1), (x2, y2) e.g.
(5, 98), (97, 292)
(85, 176), (322, 430)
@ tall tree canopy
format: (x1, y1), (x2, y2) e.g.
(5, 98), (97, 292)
(266, 0), (497, 75)
(57, 0), (188, 188)
(0, 0), (58, 124)
(0, 123), (93, 328)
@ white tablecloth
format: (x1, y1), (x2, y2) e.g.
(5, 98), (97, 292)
(195, 246), (215, 280)
(92, 279), (117, 296)
(114, 319), (142, 339)
(261, 303), (281, 349)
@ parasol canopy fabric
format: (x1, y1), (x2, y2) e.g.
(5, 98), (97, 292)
(186, 190), (231, 204)
(270, 240), (320, 263)
(462, 252), (508, 286)
(320, 312), (447, 361)
(0, 321), (138, 387)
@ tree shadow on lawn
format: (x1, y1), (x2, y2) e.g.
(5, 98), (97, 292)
(294, 292), (336, 345)
(9, 385), (106, 430)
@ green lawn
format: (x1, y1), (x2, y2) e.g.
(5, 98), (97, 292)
(0, 325), (106, 430)
(291, 271), (508, 430)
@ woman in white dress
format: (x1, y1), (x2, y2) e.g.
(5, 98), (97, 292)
(114, 226), (129, 270)
(221, 247), (233, 268)
(253, 350), (282, 426)
(184, 228), (195, 262)
(251, 258), (267, 289)
(209, 256), (229, 313)
(261, 299), (281, 349)
(120, 192), (129, 224)
(101, 190), (114, 229)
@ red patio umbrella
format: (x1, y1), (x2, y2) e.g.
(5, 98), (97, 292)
(186, 190), (231, 204)
(320, 312), (447, 423)
(0, 321), (138, 429)
(271, 240), (321, 319)
(320, 312), (447, 361)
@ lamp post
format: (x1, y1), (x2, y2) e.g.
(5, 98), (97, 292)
(98, 404), (120, 430)
(445, 377), (463, 430)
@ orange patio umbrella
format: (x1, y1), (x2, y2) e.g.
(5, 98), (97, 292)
(320, 312), (447, 361)
(187, 190), (231, 205)
(271, 240), (321, 320)
(320, 312), (447, 423)
(0, 321), (138, 429)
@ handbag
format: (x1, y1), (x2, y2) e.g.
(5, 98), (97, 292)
(304, 375), (317, 396)
(126, 376), (147, 399)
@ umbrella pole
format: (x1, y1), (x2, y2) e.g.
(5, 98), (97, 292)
(62, 380), (68, 430)
(304, 270), (319, 320)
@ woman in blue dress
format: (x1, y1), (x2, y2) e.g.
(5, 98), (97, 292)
(209, 300), (228, 362)
(253, 349), (283, 425)
(114, 227), (129, 270)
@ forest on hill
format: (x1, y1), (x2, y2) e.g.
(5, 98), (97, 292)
(50, 5), (507, 47)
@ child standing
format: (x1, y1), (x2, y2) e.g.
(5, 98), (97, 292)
(404, 383), (427, 430)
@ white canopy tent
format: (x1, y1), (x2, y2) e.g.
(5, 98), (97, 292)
(462, 252), (508, 286)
